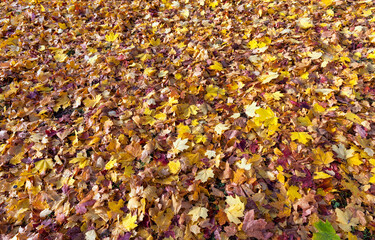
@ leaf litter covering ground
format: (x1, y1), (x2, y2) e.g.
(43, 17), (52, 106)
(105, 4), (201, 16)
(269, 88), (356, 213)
(1, 0), (375, 239)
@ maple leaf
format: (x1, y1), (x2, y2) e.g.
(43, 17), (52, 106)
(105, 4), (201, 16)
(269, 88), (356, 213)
(188, 206), (208, 222)
(242, 210), (268, 238)
(254, 107), (278, 127)
(224, 195), (245, 224)
(290, 132), (313, 145)
(335, 208), (359, 232)
(144, 67), (156, 76)
(168, 160), (181, 174)
(287, 186), (302, 202)
(105, 157), (118, 170)
(70, 152), (90, 169)
(122, 213), (137, 232)
(150, 38), (161, 47)
(33, 158), (53, 174)
(298, 17), (313, 29)
(170, 138), (189, 154)
(320, 0), (333, 7)
(259, 71), (279, 84)
(214, 123), (229, 135)
(108, 199), (124, 216)
(85, 230), (97, 240)
(244, 102), (259, 118)
(105, 31), (119, 42)
(208, 61), (223, 71)
(347, 153), (363, 166)
(205, 150), (216, 159)
(314, 171), (333, 179)
(152, 208), (174, 232)
(312, 148), (334, 165)
(205, 85), (225, 100)
(54, 51), (68, 62)
(83, 95), (102, 108)
(332, 144), (355, 160)
(195, 168), (214, 183)
(236, 158), (252, 171)
(313, 220), (340, 240)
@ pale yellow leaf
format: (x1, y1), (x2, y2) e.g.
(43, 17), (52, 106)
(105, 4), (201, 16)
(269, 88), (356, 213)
(188, 207), (208, 222)
(195, 168), (214, 183)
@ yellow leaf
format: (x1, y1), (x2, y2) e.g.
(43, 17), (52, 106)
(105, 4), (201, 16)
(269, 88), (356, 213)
(314, 171), (333, 179)
(214, 123), (229, 135)
(247, 39), (258, 49)
(54, 51), (68, 62)
(368, 52), (375, 59)
(105, 32), (119, 42)
(108, 199), (124, 215)
(58, 23), (67, 30)
(369, 174), (375, 184)
(298, 116), (313, 127)
(122, 213), (138, 231)
(291, 132), (313, 144)
(150, 38), (161, 47)
(301, 72), (309, 80)
(175, 73), (182, 80)
(10, 149), (24, 165)
(158, 70), (168, 78)
(313, 148), (334, 165)
(183, 105), (199, 118)
(87, 55), (98, 65)
(180, 9), (189, 18)
(194, 134), (207, 143)
(83, 95), (102, 108)
(154, 112), (167, 120)
(70, 152), (90, 168)
(208, 61), (223, 71)
(144, 67), (156, 76)
(168, 160), (181, 174)
(209, 0), (219, 8)
(348, 232), (358, 240)
(327, 9), (334, 16)
(195, 168), (214, 183)
(170, 138), (189, 154)
(272, 91), (284, 100)
(313, 103), (325, 113)
(321, 0), (333, 7)
(315, 88), (334, 95)
(177, 123), (191, 138)
(34, 158), (54, 173)
(332, 144), (355, 160)
(224, 195), (245, 224)
(347, 153), (362, 166)
(105, 158), (117, 170)
(335, 208), (359, 232)
(309, 51), (323, 60)
(287, 185), (302, 202)
(205, 85), (226, 100)
(188, 206), (208, 222)
(254, 107), (278, 127)
(124, 166), (134, 177)
(152, 208), (174, 232)
(259, 71), (279, 84)
(88, 137), (101, 146)
(244, 102), (259, 117)
(345, 112), (362, 125)
(298, 17), (313, 29)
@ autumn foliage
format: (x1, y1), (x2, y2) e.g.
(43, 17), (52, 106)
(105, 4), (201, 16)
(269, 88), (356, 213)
(1, 0), (375, 239)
